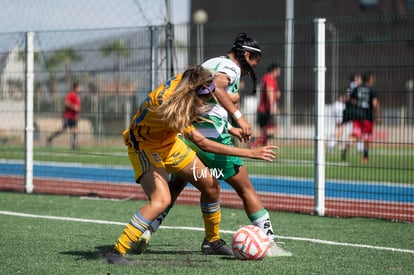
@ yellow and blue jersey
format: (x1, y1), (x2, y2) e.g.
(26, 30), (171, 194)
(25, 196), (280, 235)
(123, 73), (197, 181)
(124, 73), (195, 151)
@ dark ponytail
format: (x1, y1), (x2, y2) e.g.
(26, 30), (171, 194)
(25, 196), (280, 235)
(229, 33), (262, 94)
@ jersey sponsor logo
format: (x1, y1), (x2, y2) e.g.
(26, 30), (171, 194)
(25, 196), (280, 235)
(151, 152), (162, 162)
(222, 65), (238, 76)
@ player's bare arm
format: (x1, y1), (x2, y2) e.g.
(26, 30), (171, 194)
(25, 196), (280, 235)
(267, 87), (277, 115)
(186, 129), (277, 162)
(372, 98), (381, 123)
(228, 92), (240, 104)
(213, 73), (252, 139)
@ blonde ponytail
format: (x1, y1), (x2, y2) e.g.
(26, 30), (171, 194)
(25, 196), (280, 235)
(156, 65), (214, 132)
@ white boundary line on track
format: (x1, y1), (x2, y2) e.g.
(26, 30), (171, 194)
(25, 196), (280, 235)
(1, 210), (413, 255)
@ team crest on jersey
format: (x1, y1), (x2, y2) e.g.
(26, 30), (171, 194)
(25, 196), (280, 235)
(151, 152), (162, 162)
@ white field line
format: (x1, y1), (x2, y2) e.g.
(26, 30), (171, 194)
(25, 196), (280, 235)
(1, 210), (413, 255)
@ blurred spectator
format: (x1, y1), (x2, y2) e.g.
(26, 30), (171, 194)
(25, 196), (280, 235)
(327, 91), (347, 151)
(344, 72), (381, 163)
(252, 63), (281, 147)
(347, 72), (362, 95)
(341, 73), (363, 159)
(47, 82), (82, 149)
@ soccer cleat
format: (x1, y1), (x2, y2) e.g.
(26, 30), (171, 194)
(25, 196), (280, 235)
(266, 241), (293, 257)
(130, 229), (152, 254)
(105, 249), (133, 265)
(361, 157), (369, 164)
(201, 238), (233, 256)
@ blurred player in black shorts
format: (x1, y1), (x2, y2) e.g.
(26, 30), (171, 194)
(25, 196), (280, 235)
(343, 72), (380, 163)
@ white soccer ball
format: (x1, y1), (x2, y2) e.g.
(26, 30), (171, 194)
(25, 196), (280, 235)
(232, 225), (270, 260)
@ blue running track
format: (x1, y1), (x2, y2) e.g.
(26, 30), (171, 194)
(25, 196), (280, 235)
(0, 161), (413, 203)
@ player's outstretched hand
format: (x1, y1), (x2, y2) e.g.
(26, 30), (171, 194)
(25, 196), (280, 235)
(248, 145), (278, 162)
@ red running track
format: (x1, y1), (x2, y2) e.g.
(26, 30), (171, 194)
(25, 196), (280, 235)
(1, 175), (413, 223)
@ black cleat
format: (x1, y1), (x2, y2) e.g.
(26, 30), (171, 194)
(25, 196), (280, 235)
(201, 238), (233, 256)
(105, 249), (133, 265)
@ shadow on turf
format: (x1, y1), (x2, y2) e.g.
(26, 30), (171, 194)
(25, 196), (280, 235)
(60, 245), (233, 267)
(60, 245), (234, 258)
(59, 245), (114, 261)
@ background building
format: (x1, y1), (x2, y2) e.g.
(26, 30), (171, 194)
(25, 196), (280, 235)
(190, 0), (414, 117)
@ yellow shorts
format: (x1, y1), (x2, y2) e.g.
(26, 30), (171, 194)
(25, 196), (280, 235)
(127, 137), (196, 183)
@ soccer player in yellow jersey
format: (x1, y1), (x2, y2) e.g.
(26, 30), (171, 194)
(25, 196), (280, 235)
(106, 65), (277, 264)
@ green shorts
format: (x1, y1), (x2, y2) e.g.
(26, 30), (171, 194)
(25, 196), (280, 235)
(181, 134), (243, 180)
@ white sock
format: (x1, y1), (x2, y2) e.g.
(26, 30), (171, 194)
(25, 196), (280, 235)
(250, 209), (276, 241)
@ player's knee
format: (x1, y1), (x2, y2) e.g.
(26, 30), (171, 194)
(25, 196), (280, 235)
(201, 179), (221, 200)
(151, 197), (171, 213)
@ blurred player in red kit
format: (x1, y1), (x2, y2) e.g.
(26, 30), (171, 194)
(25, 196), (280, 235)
(47, 82), (82, 149)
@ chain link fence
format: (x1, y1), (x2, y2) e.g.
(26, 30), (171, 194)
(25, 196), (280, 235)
(0, 15), (413, 222)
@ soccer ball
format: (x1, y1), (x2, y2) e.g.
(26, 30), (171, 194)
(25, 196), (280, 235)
(232, 225), (270, 260)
